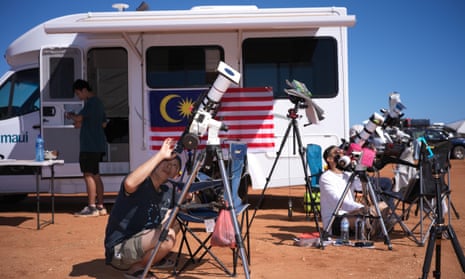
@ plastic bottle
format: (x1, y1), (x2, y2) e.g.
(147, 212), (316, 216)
(355, 216), (365, 241)
(288, 197), (293, 218)
(35, 134), (44, 161)
(340, 216), (349, 243)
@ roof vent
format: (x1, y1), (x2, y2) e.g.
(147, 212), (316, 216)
(112, 3), (129, 12)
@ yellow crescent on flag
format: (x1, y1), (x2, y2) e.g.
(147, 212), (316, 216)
(160, 94), (182, 123)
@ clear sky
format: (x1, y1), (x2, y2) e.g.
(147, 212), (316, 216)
(1, 0), (464, 127)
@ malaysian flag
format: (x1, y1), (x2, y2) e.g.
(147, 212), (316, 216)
(149, 87), (274, 153)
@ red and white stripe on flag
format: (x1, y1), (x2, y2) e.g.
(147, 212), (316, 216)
(149, 87), (275, 153)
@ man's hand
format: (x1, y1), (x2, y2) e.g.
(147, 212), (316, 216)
(160, 138), (177, 161)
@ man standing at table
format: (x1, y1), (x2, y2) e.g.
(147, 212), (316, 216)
(66, 79), (108, 217)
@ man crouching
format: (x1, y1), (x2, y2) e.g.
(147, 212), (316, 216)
(104, 138), (181, 279)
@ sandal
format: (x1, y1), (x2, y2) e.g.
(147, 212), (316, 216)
(124, 269), (157, 279)
(152, 256), (175, 269)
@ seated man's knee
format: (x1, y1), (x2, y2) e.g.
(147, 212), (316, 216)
(159, 228), (177, 250)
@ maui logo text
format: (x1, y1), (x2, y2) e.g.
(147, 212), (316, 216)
(0, 132), (29, 144)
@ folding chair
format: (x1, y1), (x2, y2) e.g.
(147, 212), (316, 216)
(380, 141), (451, 246)
(174, 142), (250, 276)
(304, 144), (323, 219)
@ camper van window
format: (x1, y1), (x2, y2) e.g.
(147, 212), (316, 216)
(49, 57), (75, 99)
(146, 46), (224, 88)
(242, 37), (338, 98)
(87, 48), (129, 119)
(0, 69), (39, 120)
(87, 48), (129, 144)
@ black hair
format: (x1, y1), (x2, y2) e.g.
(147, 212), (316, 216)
(72, 79), (92, 91)
(323, 145), (337, 164)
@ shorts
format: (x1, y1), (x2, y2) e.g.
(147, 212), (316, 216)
(110, 230), (148, 271)
(79, 152), (103, 174)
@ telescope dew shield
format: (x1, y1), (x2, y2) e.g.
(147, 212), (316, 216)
(354, 112), (384, 145)
(197, 61), (241, 116)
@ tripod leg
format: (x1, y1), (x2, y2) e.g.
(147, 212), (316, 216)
(446, 225), (465, 272)
(434, 237), (442, 279)
(292, 119), (322, 241)
(215, 146), (251, 279)
(323, 172), (358, 238)
(421, 223), (438, 279)
(449, 200), (460, 219)
(249, 116), (295, 227)
(365, 177), (392, 250)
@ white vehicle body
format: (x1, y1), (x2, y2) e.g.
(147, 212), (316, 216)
(0, 6), (355, 194)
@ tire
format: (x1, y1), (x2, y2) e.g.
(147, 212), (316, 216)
(0, 193), (28, 204)
(452, 145), (465, 160)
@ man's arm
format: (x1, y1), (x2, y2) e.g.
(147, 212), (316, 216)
(124, 138), (176, 194)
(65, 112), (83, 128)
(320, 172), (363, 212)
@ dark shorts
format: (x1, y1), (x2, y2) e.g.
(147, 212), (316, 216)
(79, 152), (103, 174)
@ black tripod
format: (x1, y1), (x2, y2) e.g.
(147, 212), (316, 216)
(248, 101), (322, 247)
(141, 144), (251, 279)
(420, 157), (465, 279)
(323, 169), (393, 250)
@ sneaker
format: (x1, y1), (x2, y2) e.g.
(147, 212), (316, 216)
(97, 207), (108, 216)
(152, 253), (176, 269)
(74, 206), (99, 217)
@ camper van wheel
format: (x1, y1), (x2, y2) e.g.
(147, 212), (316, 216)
(452, 146), (465, 160)
(0, 193), (28, 204)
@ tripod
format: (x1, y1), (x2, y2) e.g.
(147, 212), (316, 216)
(420, 157), (465, 279)
(323, 169), (393, 250)
(141, 144), (250, 279)
(248, 101), (322, 247)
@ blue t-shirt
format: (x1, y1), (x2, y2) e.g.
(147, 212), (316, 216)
(104, 177), (177, 264)
(78, 96), (107, 152)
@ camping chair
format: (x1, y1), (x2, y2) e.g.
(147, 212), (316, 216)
(304, 144), (323, 219)
(174, 142), (250, 276)
(380, 141), (451, 246)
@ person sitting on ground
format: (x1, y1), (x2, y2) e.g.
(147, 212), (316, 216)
(319, 145), (392, 238)
(104, 138), (182, 279)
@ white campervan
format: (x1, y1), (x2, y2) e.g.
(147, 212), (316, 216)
(0, 6), (355, 196)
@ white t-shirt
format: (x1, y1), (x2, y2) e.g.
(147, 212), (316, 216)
(319, 170), (363, 229)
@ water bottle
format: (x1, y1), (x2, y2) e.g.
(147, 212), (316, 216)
(35, 134), (44, 161)
(355, 216), (365, 241)
(288, 197), (293, 218)
(340, 216), (349, 243)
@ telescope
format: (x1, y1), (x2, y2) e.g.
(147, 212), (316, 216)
(175, 62), (241, 152)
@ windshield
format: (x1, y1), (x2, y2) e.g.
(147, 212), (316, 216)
(0, 69), (39, 120)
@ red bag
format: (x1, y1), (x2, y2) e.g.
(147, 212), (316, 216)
(211, 206), (236, 248)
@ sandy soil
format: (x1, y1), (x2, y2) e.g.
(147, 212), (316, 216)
(1, 160), (465, 279)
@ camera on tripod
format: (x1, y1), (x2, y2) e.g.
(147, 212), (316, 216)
(284, 79), (325, 125)
(342, 92), (409, 171)
(336, 143), (377, 172)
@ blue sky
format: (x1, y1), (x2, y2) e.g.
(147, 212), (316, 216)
(1, 0), (464, 127)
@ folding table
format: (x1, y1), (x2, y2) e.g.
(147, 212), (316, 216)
(0, 159), (64, 229)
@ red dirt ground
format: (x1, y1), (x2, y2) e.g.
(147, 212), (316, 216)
(1, 160), (465, 278)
